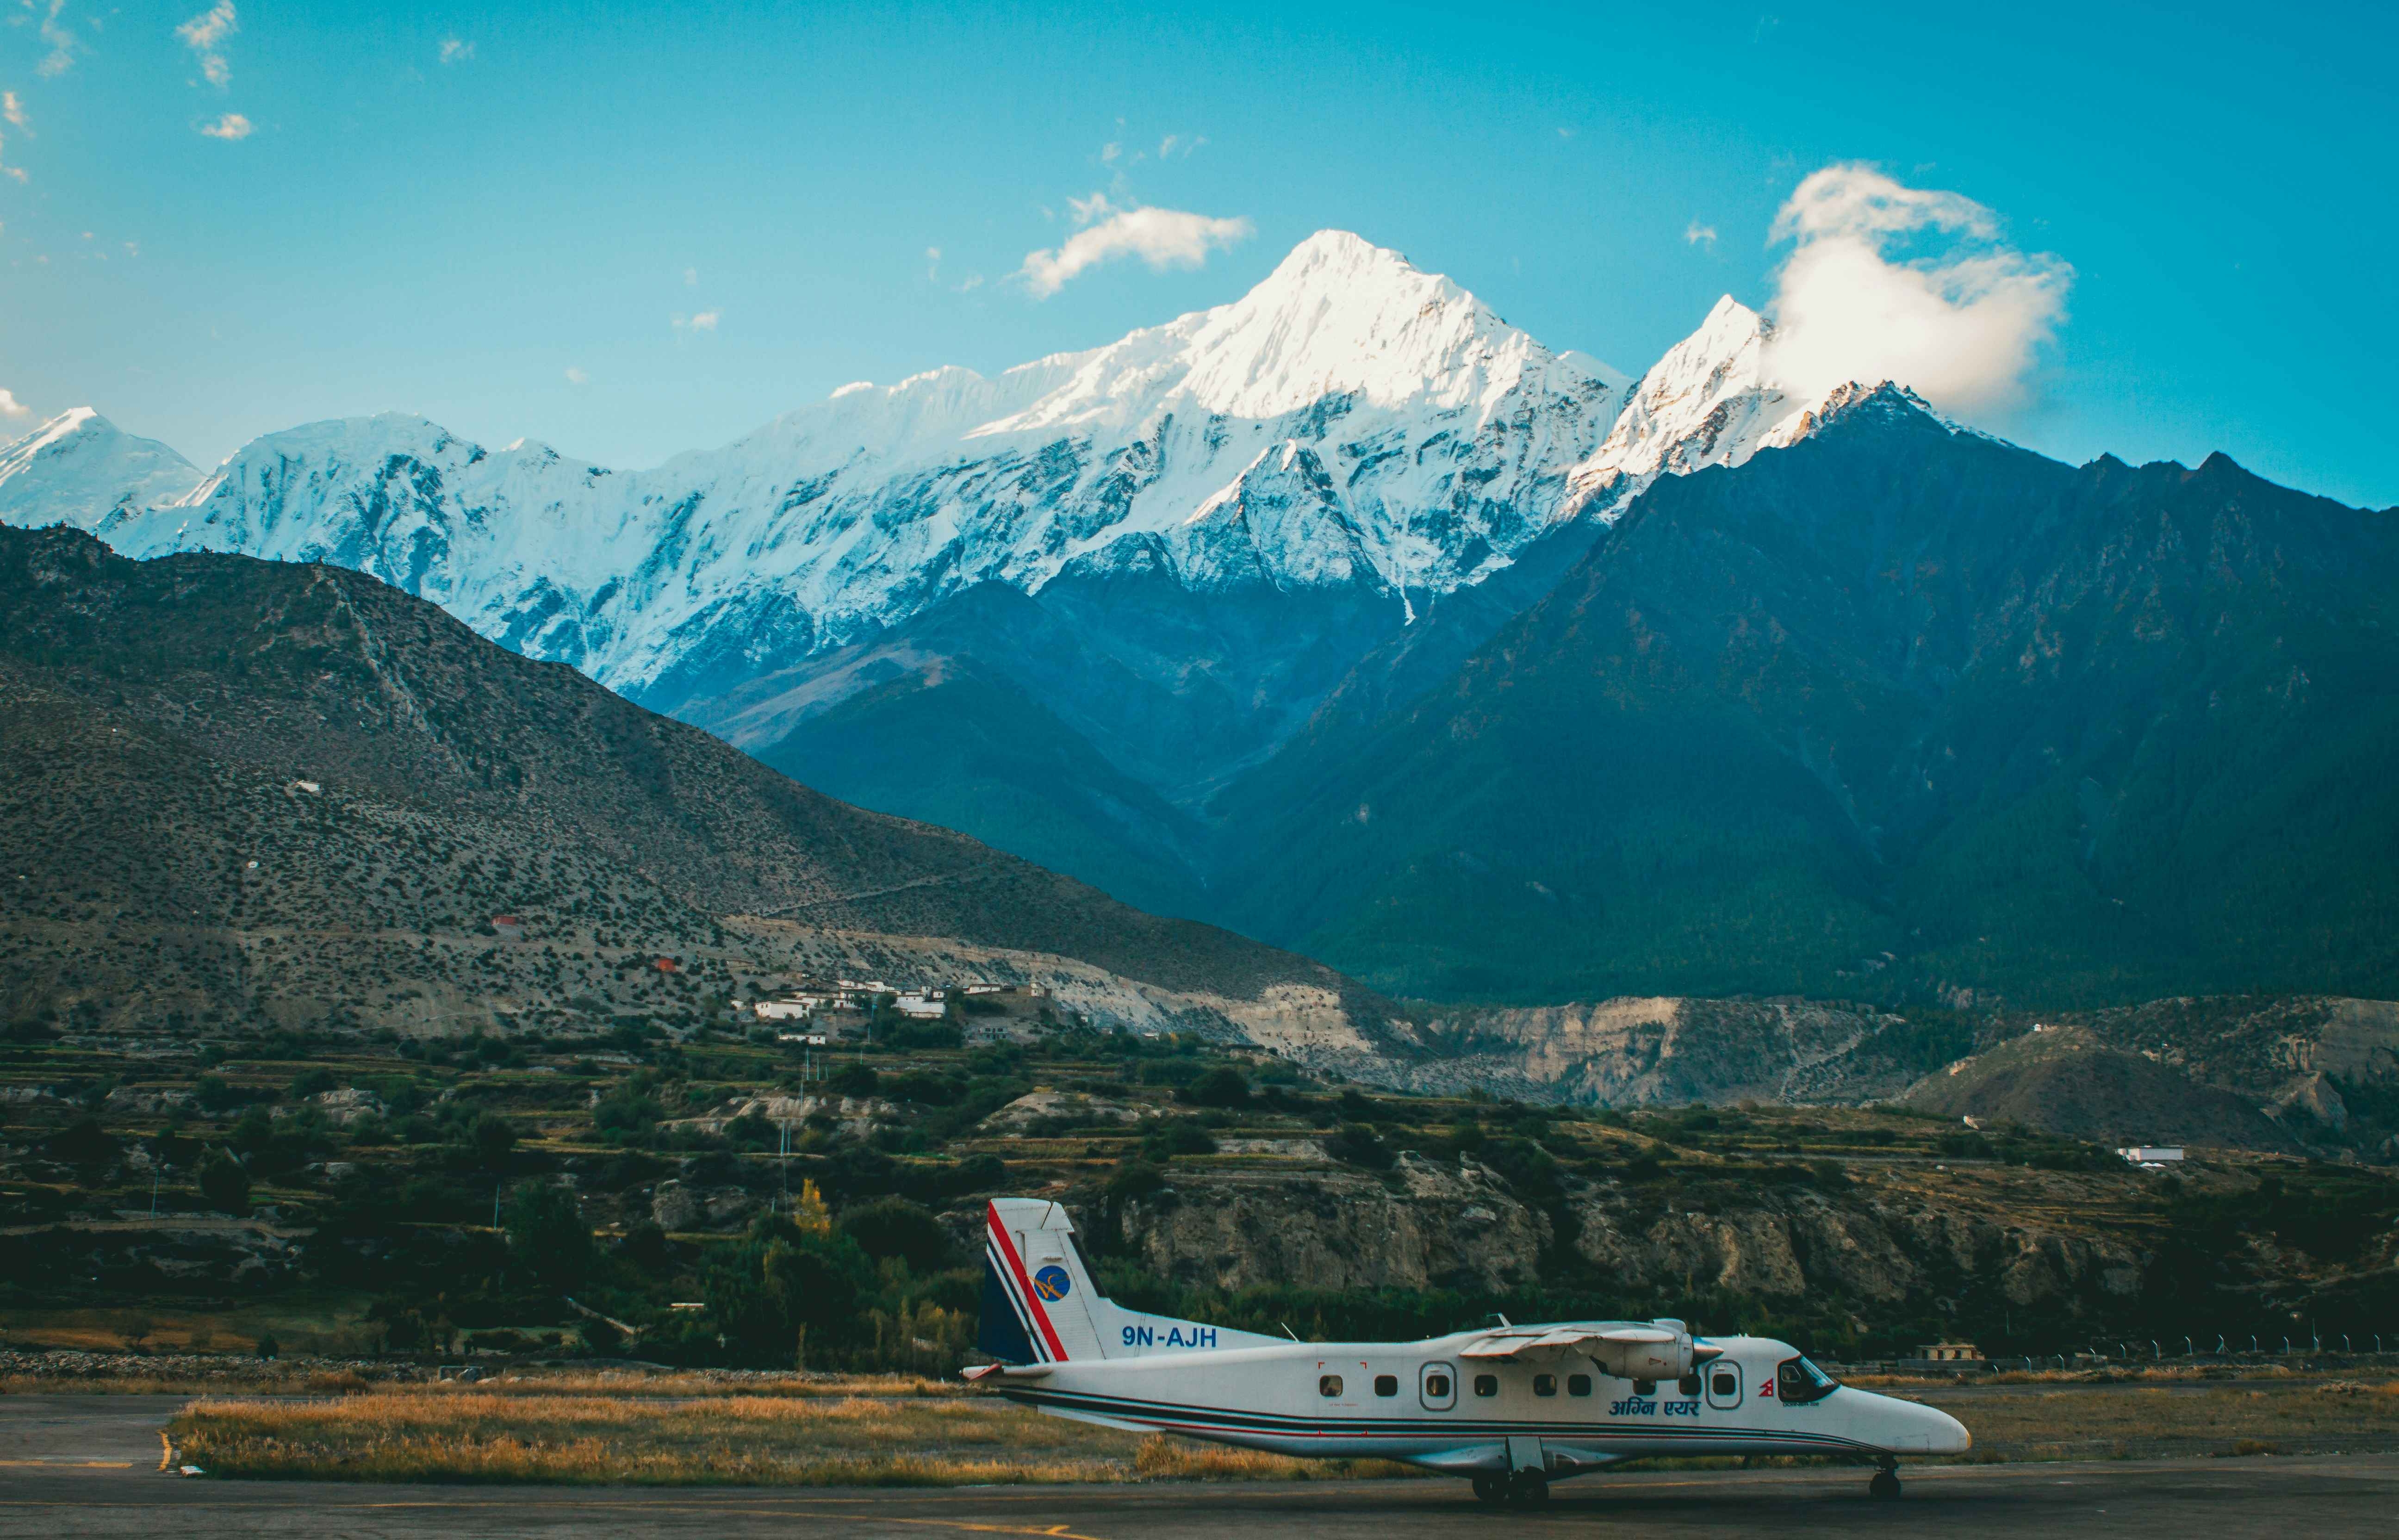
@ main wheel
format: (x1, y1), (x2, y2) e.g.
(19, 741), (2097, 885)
(1869, 1468), (1902, 1501)
(1508, 1472), (1551, 1509)
(1470, 1473), (1506, 1503)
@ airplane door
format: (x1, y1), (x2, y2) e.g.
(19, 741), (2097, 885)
(1420, 1361), (1457, 1411)
(1705, 1360), (1743, 1410)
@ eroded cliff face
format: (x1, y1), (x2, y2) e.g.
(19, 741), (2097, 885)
(1112, 1154), (1549, 1293)
(1081, 1159), (2147, 1317)
(1378, 997), (1929, 1106)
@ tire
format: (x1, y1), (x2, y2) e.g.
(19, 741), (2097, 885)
(1509, 1472), (1551, 1509)
(1869, 1468), (1902, 1501)
(1471, 1473), (1506, 1503)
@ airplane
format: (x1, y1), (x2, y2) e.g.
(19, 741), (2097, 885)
(965, 1197), (1969, 1506)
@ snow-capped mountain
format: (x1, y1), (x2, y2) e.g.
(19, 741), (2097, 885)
(1562, 295), (1819, 512)
(80, 231), (1633, 704)
(0, 410), (201, 534)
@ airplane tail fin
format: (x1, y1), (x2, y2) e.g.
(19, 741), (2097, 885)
(976, 1197), (1280, 1363)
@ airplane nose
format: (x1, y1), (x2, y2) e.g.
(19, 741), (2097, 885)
(1867, 1392), (1971, 1455)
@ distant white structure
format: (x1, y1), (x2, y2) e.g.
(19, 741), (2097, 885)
(893, 991), (947, 1019)
(2116, 1146), (2185, 1165)
(754, 999), (813, 1021)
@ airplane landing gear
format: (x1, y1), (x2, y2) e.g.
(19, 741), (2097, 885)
(1869, 1460), (1902, 1500)
(1471, 1473), (1506, 1504)
(1507, 1470), (1551, 1509)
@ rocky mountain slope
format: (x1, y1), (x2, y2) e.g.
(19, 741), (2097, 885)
(0, 526), (1383, 1042)
(1212, 385), (2399, 1006)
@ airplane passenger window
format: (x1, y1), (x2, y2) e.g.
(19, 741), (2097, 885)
(1374, 1375), (1398, 1397)
(1712, 1372), (1737, 1398)
(1775, 1357), (1839, 1406)
(1567, 1375), (1591, 1397)
(1319, 1375), (1343, 1398)
(1425, 1373), (1452, 1398)
(1632, 1379), (1656, 1395)
(1473, 1374), (1498, 1397)
(1678, 1374), (1700, 1396)
(1533, 1374), (1557, 1397)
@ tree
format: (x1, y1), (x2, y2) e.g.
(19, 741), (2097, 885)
(471, 1112), (518, 1168)
(1183, 1068), (1252, 1109)
(198, 1147), (251, 1214)
(703, 1214), (875, 1368)
(503, 1182), (594, 1290)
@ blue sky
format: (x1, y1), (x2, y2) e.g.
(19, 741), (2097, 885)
(0, 0), (2391, 506)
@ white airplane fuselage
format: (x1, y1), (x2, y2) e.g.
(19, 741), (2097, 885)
(970, 1198), (1967, 1481)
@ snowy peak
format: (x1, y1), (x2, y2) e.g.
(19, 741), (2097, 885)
(0, 409), (201, 533)
(1566, 294), (1819, 511)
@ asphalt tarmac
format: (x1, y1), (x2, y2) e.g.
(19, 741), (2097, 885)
(5, 1394), (2395, 1538)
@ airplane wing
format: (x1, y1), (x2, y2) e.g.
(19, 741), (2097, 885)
(1460, 1325), (1720, 1377)
(1460, 1327), (1664, 1361)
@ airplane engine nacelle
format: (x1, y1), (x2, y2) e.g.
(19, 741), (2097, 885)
(1583, 1325), (1697, 1381)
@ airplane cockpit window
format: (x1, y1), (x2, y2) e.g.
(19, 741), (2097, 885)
(1319, 1375), (1343, 1398)
(1374, 1374), (1398, 1397)
(1473, 1374), (1498, 1397)
(1775, 1357), (1839, 1405)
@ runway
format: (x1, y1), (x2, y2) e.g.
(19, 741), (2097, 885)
(4, 1394), (2395, 1538)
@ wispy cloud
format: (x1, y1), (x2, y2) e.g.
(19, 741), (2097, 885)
(438, 37), (474, 65)
(563, 366), (588, 385)
(177, 1), (238, 88)
(34, 0), (77, 78)
(0, 388), (30, 418)
(1763, 162), (2071, 419)
(1016, 194), (1253, 298)
(0, 90), (25, 183)
(1684, 220), (1717, 248)
(681, 266), (697, 286)
(672, 310), (719, 332)
(198, 112), (251, 139)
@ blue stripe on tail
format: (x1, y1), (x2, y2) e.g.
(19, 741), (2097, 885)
(978, 1247), (1039, 1363)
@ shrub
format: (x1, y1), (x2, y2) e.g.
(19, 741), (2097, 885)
(198, 1147), (251, 1213)
(838, 1197), (951, 1272)
(1325, 1123), (1393, 1170)
(1182, 1068), (1253, 1109)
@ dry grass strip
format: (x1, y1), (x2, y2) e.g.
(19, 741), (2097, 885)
(167, 1391), (1417, 1486)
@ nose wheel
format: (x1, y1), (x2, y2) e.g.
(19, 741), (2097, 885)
(1869, 1461), (1902, 1500)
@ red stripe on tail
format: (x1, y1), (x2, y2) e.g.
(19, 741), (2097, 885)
(987, 1202), (1068, 1362)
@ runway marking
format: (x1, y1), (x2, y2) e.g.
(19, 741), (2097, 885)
(0, 1461), (135, 1468)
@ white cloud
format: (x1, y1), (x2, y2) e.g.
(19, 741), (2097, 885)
(2, 93), (26, 130)
(438, 37), (474, 65)
(1763, 162), (2071, 419)
(35, 1), (77, 78)
(1099, 141), (1120, 164)
(681, 266), (697, 286)
(0, 388), (29, 418)
(956, 273), (983, 292)
(563, 366), (588, 385)
(1684, 220), (1717, 248)
(1015, 195), (1253, 298)
(198, 112), (251, 139)
(672, 310), (720, 332)
(177, 1), (238, 88)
